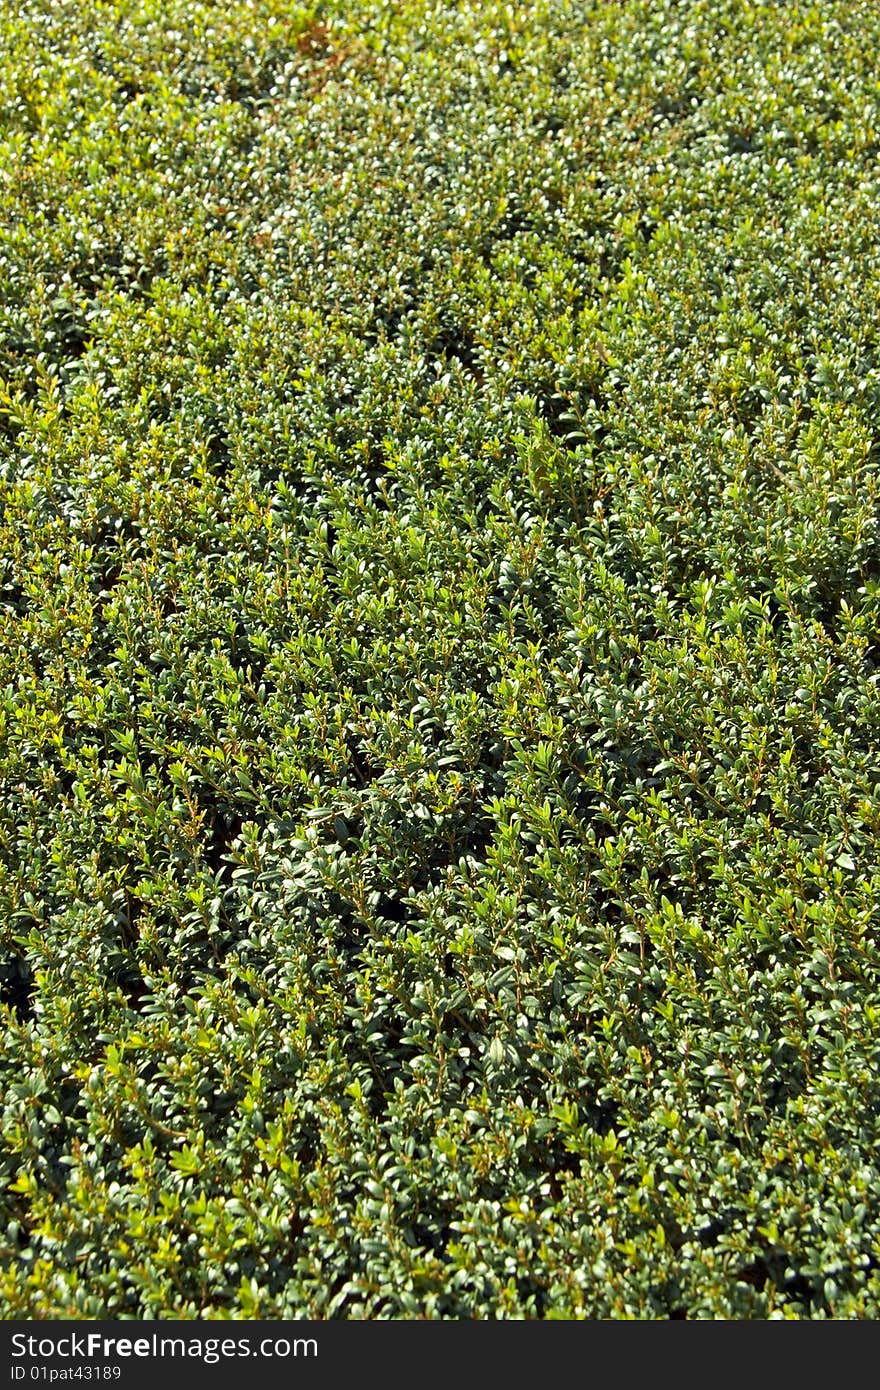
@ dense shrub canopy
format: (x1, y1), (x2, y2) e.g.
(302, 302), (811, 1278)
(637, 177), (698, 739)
(3, 0), (880, 1318)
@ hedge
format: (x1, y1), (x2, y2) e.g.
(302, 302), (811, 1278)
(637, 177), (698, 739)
(3, 0), (880, 1318)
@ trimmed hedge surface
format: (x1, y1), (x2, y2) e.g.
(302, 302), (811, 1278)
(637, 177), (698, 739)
(3, 0), (880, 1317)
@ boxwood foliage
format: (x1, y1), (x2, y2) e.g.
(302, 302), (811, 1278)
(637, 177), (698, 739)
(2, 0), (880, 1320)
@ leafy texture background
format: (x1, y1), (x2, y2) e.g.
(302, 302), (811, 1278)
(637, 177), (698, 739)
(2, 0), (880, 1317)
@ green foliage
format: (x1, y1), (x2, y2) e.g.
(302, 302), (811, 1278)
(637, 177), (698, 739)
(2, 0), (880, 1319)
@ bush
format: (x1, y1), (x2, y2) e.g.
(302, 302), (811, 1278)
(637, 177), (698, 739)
(3, 0), (880, 1318)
